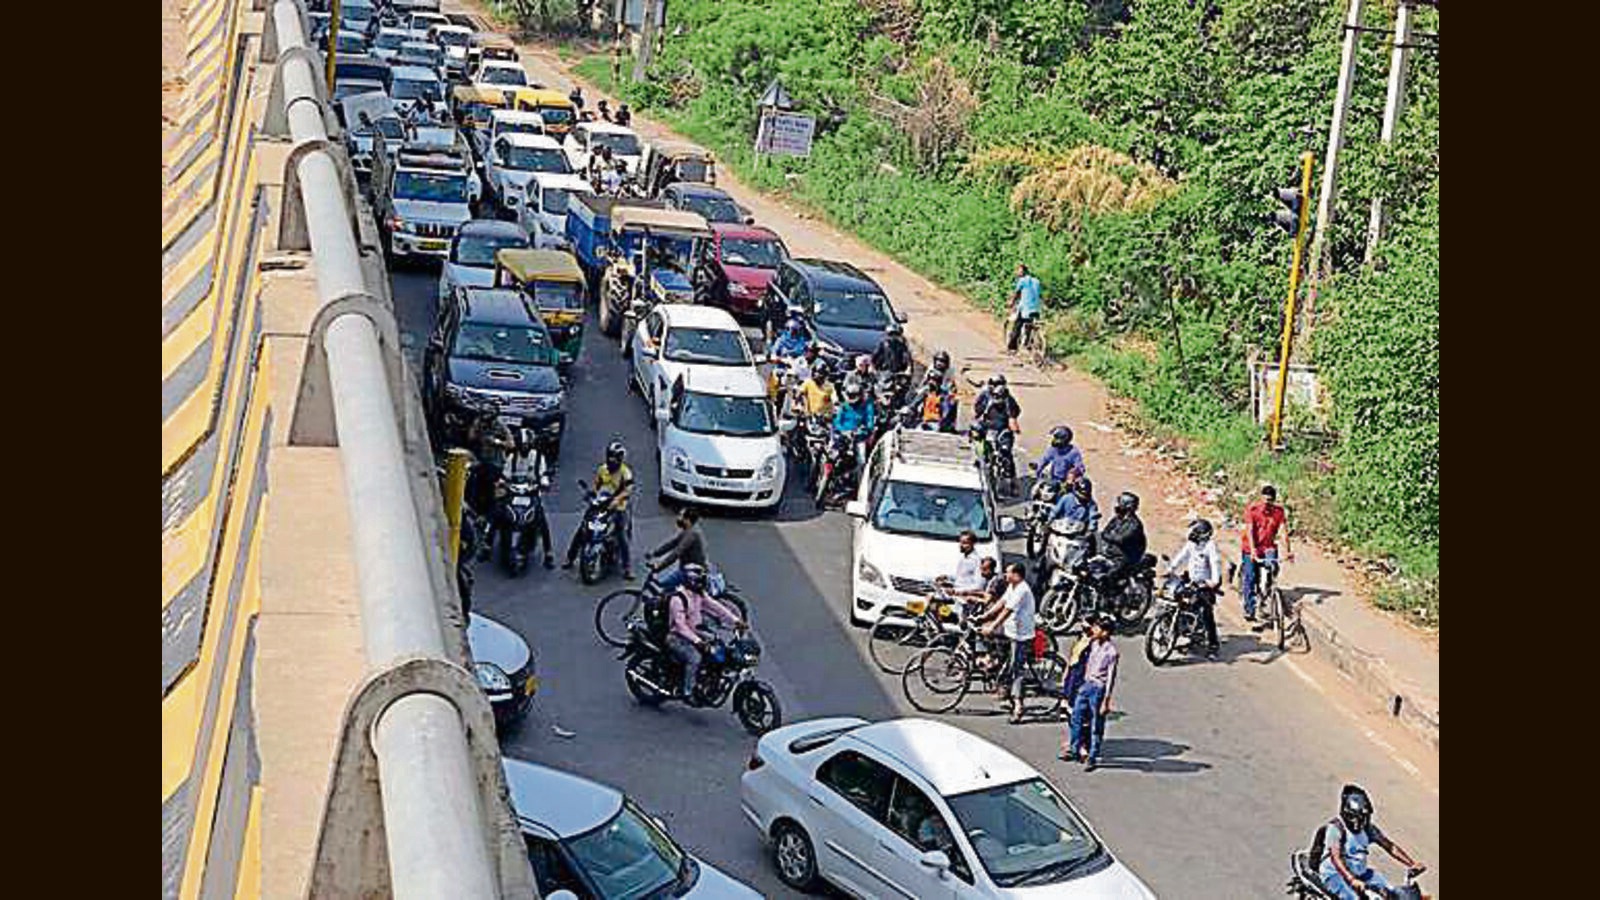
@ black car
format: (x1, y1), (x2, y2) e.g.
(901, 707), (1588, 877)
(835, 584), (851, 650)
(661, 183), (752, 226)
(469, 612), (537, 730)
(765, 258), (907, 363)
(424, 287), (566, 458)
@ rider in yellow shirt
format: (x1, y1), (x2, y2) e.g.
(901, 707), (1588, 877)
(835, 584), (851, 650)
(797, 361), (839, 419)
(563, 441), (636, 578)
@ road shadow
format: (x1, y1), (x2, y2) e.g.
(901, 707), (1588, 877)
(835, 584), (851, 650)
(1284, 585), (1342, 609)
(1092, 737), (1211, 775)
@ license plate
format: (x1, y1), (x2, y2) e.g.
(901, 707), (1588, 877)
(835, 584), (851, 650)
(524, 675), (539, 696)
(704, 478), (743, 491)
(497, 415), (522, 427)
(511, 496), (532, 507)
(420, 239), (447, 251)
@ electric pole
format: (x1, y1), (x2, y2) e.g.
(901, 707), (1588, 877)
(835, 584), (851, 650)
(1303, 0), (1365, 325)
(633, 0), (658, 83)
(1270, 154), (1315, 450)
(1363, 0), (1415, 266)
(611, 0), (624, 85)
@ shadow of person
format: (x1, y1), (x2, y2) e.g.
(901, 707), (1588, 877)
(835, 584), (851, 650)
(1093, 737), (1211, 775)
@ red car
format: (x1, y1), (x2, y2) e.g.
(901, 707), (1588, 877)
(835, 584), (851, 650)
(697, 223), (791, 322)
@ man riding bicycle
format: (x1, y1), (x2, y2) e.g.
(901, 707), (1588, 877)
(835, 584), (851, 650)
(1240, 484), (1294, 627)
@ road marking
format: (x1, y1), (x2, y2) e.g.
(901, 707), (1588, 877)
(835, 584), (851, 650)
(1283, 657), (1437, 796)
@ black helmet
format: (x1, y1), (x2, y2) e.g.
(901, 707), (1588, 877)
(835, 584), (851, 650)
(1114, 491), (1140, 514)
(843, 383), (865, 404)
(803, 342), (821, 358)
(988, 373), (1008, 388)
(1339, 784), (1373, 832)
(1188, 518), (1214, 544)
(605, 441), (626, 466)
(681, 563), (708, 591)
(812, 360), (832, 380)
(932, 350), (951, 370)
(1051, 425), (1073, 448)
(1073, 477), (1093, 498)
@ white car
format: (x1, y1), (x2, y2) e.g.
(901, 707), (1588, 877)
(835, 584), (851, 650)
(502, 757), (762, 900)
(844, 429), (1017, 625)
(437, 219), (529, 302)
(482, 132), (572, 211)
(428, 23), (473, 76)
(474, 58), (531, 89)
(630, 304), (757, 415)
(370, 27), (418, 63)
(650, 365), (786, 511)
(407, 11), (450, 35)
(514, 171), (593, 250)
(741, 717), (1156, 899)
(564, 121), (645, 178)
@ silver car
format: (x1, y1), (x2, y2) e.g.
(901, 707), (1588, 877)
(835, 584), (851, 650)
(438, 219), (529, 303)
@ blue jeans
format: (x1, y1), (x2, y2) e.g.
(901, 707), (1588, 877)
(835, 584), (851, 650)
(655, 566), (684, 594)
(1319, 866), (1388, 900)
(1068, 681), (1107, 762)
(1240, 549), (1279, 618)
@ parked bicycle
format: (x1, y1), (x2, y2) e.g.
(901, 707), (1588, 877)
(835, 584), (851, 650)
(901, 616), (1067, 718)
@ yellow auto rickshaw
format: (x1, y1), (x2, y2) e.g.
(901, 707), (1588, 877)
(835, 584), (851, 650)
(451, 84), (511, 133)
(516, 88), (578, 138)
(495, 248), (589, 371)
(641, 141), (717, 198)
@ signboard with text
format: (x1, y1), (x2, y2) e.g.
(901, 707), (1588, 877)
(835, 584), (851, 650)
(756, 111), (816, 158)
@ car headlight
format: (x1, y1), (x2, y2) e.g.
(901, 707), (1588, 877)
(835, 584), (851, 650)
(858, 557), (886, 588)
(473, 662), (511, 693)
(758, 454), (780, 480)
(669, 448), (692, 473)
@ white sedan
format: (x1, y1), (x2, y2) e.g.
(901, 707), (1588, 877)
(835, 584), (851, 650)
(741, 717), (1157, 898)
(651, 368), (786, 511)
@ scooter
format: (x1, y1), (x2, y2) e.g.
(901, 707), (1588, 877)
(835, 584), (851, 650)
(574, 480), (626, 585)
(492, 465), (551, 577)
(1287, 852), (1427, 900)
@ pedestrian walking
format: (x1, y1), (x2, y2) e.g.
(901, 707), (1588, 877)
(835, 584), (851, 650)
(1064, 614), (1118, 771)
(1006, 263), (1043, 353)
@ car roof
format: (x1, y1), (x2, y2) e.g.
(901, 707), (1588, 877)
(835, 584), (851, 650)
(848, 718), (1038, 796)
(501, 757), (625, 839)
(457, 219), (526, 241)
(376, 27), (411, 37)
(480, 59), (524, 71)
(659, 304), (742, 330)
(392, 65), (439, 81)
(710, 222), (782, 242)
(490, 109), (545, 124)
(457, 288), (539, 325)
(788, 257), (882, 291)
(434, 24), (472, 34)
(400, 40), (438, 49)
(680, 365), (767, 398)
(612, 207), (712, 235)
(667, 183), (732, 200)
(529, 171), (593, 191)
(496, 132), (561, 148)
(584, 121), (638, 136)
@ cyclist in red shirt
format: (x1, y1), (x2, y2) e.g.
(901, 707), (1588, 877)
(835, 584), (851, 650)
(1240, 484), (1294, 625)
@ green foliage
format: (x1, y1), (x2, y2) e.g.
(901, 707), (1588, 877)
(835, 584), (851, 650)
(594, 0), (1438, 617)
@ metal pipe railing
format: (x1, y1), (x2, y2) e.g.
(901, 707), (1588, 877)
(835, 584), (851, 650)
(270, 2), (500, 896)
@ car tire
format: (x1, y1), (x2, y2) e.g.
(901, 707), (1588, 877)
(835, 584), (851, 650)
(771, 821), (821, 893)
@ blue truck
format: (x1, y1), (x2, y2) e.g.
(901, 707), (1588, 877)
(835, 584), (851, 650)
(564, 193), (665, 291)
(566, 194), (713, 342)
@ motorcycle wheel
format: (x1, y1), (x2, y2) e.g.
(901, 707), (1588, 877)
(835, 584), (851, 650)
(1026, 520), (1047, 561)
(901, 647), (970, 713)
(1145, 608), (1179, 665)
(579, 547), (604, 585)
(594, 588), (644, 648)
(624, 655), (668, 706)
(732, 680), (782, 735)
(1117, 581), (1153, 629)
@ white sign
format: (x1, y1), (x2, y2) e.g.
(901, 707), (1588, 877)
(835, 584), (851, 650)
(1248, 357), (1327, 429)
(756, 111), (816, 158)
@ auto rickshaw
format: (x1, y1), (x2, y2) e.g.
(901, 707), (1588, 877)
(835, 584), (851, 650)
(451, 84), (511, 134)
(641, 141), (717, 198)
(515, 88), (578, 138)
(495, 248), (589, 371)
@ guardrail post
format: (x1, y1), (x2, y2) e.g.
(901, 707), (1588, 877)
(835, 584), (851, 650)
(289, 292), (404, 448)
(279, 140), (363, 251)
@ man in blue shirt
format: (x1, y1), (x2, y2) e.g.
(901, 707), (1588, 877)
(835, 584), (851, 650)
(1007, 263), (1044, 352)
(770, 316), (811, 359)
(1050, 477), (1100, 533)
(1035, 425), (1086, 487)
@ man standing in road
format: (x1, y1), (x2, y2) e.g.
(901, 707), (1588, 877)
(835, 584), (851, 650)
(1064, 613), (1118, 771)
(979, 562), (1037, 724)
(1006, 263), (1043, 353)
(1240, 484), (1294, 626)
(951, 530), (985, 595)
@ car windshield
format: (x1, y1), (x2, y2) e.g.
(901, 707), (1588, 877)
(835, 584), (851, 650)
(673, 159), (710, 182)
(375, 32), (407, 50)
(452, 322), (555, 366)
(540, 185), (577, 215)
(400, 45), (442, 66)
(565, 800), (686, 900)
(592, 131), (642, 156)
(393, 77), (442, 102)
(720, 237), (786, 269)
(674, 390), (774, 437)
(394, 170), (468, 202)
(502, 145), (569, 173)
(437, 30), (470, 47)
(532, 281), (584, 310)
(944, 778), (1105, 889)
(871, 480), (992, 541)
(481, 66), (527, 86)
(814, 289), (892, 329)
(663, 327), (750, 365)
(536, 105), (575, 126)
(497, 120), (543, 138)
(674, 194), (739, 224)
(454, 233), (528, 268)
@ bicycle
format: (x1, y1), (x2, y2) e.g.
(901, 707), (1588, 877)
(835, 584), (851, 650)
(867, 586), (970, 675)
(594, 566), (747, 649)
(1008, 309), (1047, 368)
(901, 617), (1067, 719)
(1253, 557), (1308, 653)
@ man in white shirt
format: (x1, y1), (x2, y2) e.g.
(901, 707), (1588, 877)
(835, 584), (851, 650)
(1168, 517), (1223, 660)
(979, 562), (1037, 723)
(952, 530), (985, 594)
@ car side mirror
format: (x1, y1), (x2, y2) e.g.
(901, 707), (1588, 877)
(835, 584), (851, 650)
(998, 515), (1021, 537)
(845, 500), (867, 519)
(918, 850), (951, 876)
(778, 417), (797, 434)
(894, 309), (909, 324)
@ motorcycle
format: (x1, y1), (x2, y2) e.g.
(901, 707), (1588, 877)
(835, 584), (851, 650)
(574, 480), (626, 586)
(1023, 463), (1063, 561)
(969, 424), (1018, 498)
(876, 371), (911, 421)
(814, 427), (866, 509)
(1039, 549), (1157, 635)
(1288, 852), (1427, 900)
(1144, 570), (1214, 665)
(492, 464), (551, 577)
(618, 616), (783, 735)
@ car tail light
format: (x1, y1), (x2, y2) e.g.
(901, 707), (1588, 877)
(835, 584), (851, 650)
(747, 753), (765, 772)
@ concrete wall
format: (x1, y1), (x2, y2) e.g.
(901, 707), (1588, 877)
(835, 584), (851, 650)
(161, 0), (270, 896)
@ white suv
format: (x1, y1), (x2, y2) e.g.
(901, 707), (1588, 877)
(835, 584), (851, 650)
(844, 430), (1018, 625)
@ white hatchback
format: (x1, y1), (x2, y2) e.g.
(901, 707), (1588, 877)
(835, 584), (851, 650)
(741, 717), (1156, 899)
(651, 365), (786, 511)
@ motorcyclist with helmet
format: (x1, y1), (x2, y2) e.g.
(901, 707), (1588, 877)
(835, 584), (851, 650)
(796, 359), (838, 419)
(1315, 785), (1423, 900)
(872, 321), (913, 378)
(770, 315), (812, 360)
(832, 381), (877, 474)
(973, 374), (1022, 491)
(465, 412), (516, 525)
(1036, 425), (1087, 487)
(665, 563), (746, 699)
(1167, 517), (1223, 660)
(499, 425), (555, 569)
(563, 441), (636, 578)
(1099, 491), (1148, 581)
(911, 350), (960, 432)
(1050, 476), (1100, 533)
(842, 354), (878, 401)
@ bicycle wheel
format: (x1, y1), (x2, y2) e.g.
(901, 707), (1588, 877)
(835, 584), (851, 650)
(868, 610), (940, 675)
(1027, 651), (1068, 718)
(902, 647), (971, 713)
(594, 588), (645, 648)
(1271, 588), (1287, 651)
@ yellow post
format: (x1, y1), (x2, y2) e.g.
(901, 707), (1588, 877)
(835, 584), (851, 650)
(325, 0), (342, 95)
(1270, 152), (1315, 450)
(443, 449), (473, 568)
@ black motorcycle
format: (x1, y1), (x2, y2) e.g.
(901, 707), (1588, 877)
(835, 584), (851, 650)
(574, 480), (626, 585)
(1144, 571), (1214, 665)
(1023, 463), (1063, 561)
(876, 371), (911, 421)
(1287, 851), (1427, 900)
(493, 465), (551, 577)
(970, 424), (1018, 498)
(619, 616), (783, 735)
(1039, 551), (1157, 635)
(814, 427), (866, 509)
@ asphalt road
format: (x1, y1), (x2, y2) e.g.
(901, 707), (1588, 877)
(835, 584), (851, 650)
(391, 249), (1437, 897)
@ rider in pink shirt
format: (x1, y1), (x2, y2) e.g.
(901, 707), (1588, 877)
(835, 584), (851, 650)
(666, 564), (744, 698)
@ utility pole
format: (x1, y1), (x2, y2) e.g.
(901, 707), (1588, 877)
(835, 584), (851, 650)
(1363, 0), (1415, 266)
(325, 0), (342, 94)
(632, 0), (658, 83)
(1270, 153), (1315, 450)
(1303, 0), (1365, 325)
(611, 0), (624, 85)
